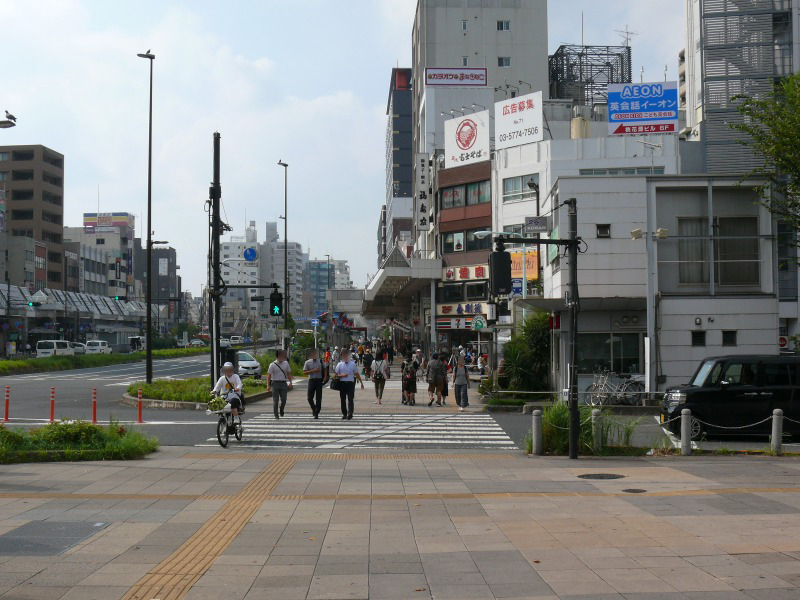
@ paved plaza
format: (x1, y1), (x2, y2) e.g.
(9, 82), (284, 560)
(1, 447), (800, 599)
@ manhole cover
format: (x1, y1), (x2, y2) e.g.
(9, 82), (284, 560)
(0, 521), (108, 556)
(622, 488), (647, 494)
(576, 473), (625, 480)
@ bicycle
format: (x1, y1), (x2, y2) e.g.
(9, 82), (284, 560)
(585, 370), (645, 406)
(207, 393), (243, 448)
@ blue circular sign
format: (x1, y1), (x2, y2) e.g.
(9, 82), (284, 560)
(243, 247), (257, 262)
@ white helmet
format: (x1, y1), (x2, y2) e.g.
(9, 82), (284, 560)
(222, 362), (234, 369)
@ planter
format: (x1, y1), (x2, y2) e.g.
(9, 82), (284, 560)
(121, 390), (270, 411)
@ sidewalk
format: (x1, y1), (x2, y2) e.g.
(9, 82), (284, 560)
(2, 447), (800, 599)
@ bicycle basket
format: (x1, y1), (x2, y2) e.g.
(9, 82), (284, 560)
(208, 397), (226, 411)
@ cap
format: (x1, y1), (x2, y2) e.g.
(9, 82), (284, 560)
(223, 362), (234, 368)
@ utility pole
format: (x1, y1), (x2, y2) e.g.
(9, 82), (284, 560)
(209, 132), (222, 383)
(566, 197), (580, 460)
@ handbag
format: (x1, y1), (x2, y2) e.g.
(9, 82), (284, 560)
(330, 377), (341, 391)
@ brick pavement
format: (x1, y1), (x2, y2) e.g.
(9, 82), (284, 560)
(1, 448), (800, 599)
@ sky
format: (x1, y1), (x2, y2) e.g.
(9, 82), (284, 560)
(1, 0), (684, 298)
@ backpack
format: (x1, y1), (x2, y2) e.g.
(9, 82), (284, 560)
(404, 363), (416, 381)
(373, 360), (385, 381)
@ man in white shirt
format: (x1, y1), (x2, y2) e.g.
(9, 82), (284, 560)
(267, 349), (293, 419)
(334, 348), (364, 420)
(211, 362), (243, 417)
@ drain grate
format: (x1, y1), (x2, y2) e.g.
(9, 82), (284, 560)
(622, 488), (647, 494)
(0, 521), (108, 556)
(577, 473), (625, 480)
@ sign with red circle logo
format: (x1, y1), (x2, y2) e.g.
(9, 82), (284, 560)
(455, 119), (477, 150)
(779, 336), (789, 349)
(444, 110), (490, 168)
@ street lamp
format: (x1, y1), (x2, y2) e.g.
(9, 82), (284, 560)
(137, 49), (155, 383)
(277, 160), (288, 339)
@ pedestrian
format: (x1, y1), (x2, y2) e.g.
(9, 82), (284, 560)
(452, 354), (470, 411)
(324, 346), (332, 366)
(419, 351), (428, 382)
(426, 352), (446, 406)
(387, 344), (394, 364)
(363, 347), (374, 379)
(303, 347), (325, 419)
(358, 342), (365, 364)
(267, 349), (293, 419)
(332, 346), (340, 365)
(372, 350), (389, 404)
(334, 348), (364, 420)
(401, 352), (418, 405)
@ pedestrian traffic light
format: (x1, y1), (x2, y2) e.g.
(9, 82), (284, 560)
(489, 249), (512, 296)
(114, 295), (128, 301)
(27, 301), (41, 307)
(269, 290), (283, 317)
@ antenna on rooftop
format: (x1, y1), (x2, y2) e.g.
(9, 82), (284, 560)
(615, 26), (638, 47)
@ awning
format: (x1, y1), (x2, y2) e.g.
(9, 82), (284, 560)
(363, 248), (441, 317)
(515, 296), (646, 312)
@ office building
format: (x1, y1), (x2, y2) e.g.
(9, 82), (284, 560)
(307, 259), (335, 316)
(683, 0), (799, 172)
(64, 241), (108, 296)
(0, 145), (65, 289)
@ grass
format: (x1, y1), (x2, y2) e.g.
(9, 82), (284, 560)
(128, 376), (269, 403)
(538, 401), (644, 456)
(486, 396), (530, 407)
(0, 419), (158, 463)
(0, 347), (209, 377)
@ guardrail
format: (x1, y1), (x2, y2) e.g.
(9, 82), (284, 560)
(487, 389), (664, 407)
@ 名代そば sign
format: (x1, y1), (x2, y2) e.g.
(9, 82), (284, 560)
(444, 110), (490, 168)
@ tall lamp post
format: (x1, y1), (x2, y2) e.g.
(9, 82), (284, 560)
(325, 254), (332, 345)
(137, 49), (155, 383)
(277, 160), (289, 339)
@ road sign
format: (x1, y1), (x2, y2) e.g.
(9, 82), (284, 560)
(608, 81), (679, 136)
(510, 279), (523, 299)
(779, 336), (789, 349)
(524, 215), (550, 233)
(471, 315), (487, 331)
(311, 318), (320, 327)
(243, 247), (257, 262)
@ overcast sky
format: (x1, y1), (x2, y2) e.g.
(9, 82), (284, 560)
(1, 0), (683, 298)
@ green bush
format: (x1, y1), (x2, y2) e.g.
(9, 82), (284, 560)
(128, 376), (268, 403)
(540, 402), (642, 456)
(500, 312), (551, 392)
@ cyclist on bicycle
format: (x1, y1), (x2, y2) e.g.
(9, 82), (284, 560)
(211, 362), (243, 416)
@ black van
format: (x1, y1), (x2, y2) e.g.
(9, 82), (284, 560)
(661, 355), (800, 440)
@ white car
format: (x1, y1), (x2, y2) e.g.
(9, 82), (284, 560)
(86, 340), (113, 354)
(189, 339), (206, 347)
(219, 338), (231, 348)
(230, 336), (243, 345)
(237, 351), (262, 378)
(36, 340), (74, 358)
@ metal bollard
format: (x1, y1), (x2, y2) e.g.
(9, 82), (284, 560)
(137, 388), (143, 424)
(591, 409), (602, 453)
(92, 388), (97, 424)
(680, 408), (692, 456)
(771, 408), (783, 456)
(50, 387), (55, 423)
(531, 409), (543, 456)
(3, 386), (9, 422)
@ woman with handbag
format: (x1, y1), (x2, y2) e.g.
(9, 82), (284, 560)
(372, 351), (390, 405)
(333, 348), (364, 420)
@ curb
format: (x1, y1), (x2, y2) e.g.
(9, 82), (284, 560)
(121, 391), (270, 411)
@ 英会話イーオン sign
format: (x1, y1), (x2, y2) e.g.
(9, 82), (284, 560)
(608, 81), (679, 135)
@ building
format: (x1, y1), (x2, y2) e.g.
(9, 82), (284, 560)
(683, 0), (799, 172)
(332, 260), (354, 290)
(307, 259), (335, 317)
(64, 241), (108, 296)
(273, 240), (307, 318)
(0, 145), (65, 289)
(6, 237), (44, 292)
(379, 68), (414, 267)
(133, 238), (181, 332)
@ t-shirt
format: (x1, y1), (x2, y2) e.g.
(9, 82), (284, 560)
(335, 360), (359, 382)
(453, 364), (469, 385)
(427, 359), (446, 382)
(213, 374), (243, 399)
(268, 360), (291, 382)
(303, 358), (323, 379)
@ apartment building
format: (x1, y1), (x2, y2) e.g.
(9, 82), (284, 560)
(0, 145), (65, 289)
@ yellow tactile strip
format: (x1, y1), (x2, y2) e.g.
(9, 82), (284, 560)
(183, 452), (517, 461)
(121, 454), (298, 600)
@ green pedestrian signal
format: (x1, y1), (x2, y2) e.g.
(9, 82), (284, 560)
(269, 290), (283, 317)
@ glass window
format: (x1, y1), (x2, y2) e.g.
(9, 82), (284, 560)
(497, 20), (510, 31)
(442, 284), (463, 302)
(465, 282), (487, 300)
(453, 232), (465, 252)
(691, 331), (706, 346)
(778, 221), (797, 300)
(441, 185), (465, 209)
(577, 332), (641, 374)
(498, 57), (511, 67)
(722, 330), (737, 346)
(443, 233), (455, 254)
(466, 228), (490, 252)
(503, 224), (525, 248)
(717, 217), (758, 286)
(723, 361), (758, 386)
(763, 362), (792, 386)
(678, 218), (708, 284)
(466, 181), (490, 205)
(461, 19), (468, 31)
(502, 174), (538, 203)
(462, 56), (468, 67)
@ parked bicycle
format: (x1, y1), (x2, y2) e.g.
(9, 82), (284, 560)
(207, 392), (243, 448)
(585, 370), (645, 406)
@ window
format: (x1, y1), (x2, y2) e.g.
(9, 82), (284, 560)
(441, 185), (465, 209)
(461, 19), (468, 31)
(47, 252), (60, 264)
(42, 191), (62, 206)
(722, 361), (758, 385)
(596, 224), (611, 238)
(763, 362), (793, 386)
(11, 209), (33, 220)
(691, 330), (706, 347)
(466, 228), (490, 252)
(12, 229), (33, 237)
(465, 282), (487, 300)
(578, 166), (665, 176)
(576, 332), (641, 374)
(42, 172), (63, 187)
(442, 284), (463, 302)
(678, 218), (708, 284)
(502, 174), (539, 203)
(462, 56), (468, 67)
(466, 181), (490, 205)
(0, 171), (6, 181)
(12, 170), (33, 181)
(497, 20), (510, 31)
(717, 217), (758, 286)
(498, 56), (511, 67)
(12, 151), (34, 161)
(722, 330), (737, 347)
(443, 233), (455, 254)
(34, 255), (46, 269)
(96, 238), (105, 245)
(778, 222), (797, 300)
(0, 152), (8, 161)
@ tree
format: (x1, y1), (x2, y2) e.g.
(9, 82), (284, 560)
(499, 312), (551, 391)
(732, 73), (800, 229)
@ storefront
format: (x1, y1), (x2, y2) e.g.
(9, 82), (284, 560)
(435, 263), (490, 349)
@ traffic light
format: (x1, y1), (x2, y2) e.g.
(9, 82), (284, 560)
(27, 301), (41, 308)
(114, 295), (128, 301)
(489, 250), (512, 296)
(269, 290), (283, 317)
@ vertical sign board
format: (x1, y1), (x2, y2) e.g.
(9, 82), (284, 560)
(158, 257), (168, 276)
(494, 91), (544, 150)
(414, 152), (431, 233)
(608, 81), (679, 135)
(444, 110), (490, 169)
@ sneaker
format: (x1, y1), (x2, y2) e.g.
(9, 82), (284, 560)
(347, 414), (353, 420)
(342, 415), (348, 420)
(459, 407), (464, 412)
(314, 414), (319, 419)
(279, 407), (284, 417)
(428, 400), (434, 406)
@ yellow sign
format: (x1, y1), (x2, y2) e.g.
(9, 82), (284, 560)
(510, 250), (538, 280)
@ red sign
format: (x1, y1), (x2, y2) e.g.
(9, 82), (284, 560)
(612, 123), (675, 135)
(455, 119), (477, 150)
(779, 336), (789, 349)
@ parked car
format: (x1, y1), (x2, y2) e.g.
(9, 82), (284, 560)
(219, 338), (231, 348)
(36, 340), (74, 358)
(237, 351), (262, 378)
(85, 340), (113, 355)
(189, 339), (206, 347)
(661, 354), (800, 441)
(176, 339), (189, 348)
(70, 342), (87, 355)
(230, 335), (243, 345)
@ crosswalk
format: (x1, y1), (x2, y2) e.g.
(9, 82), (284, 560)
(196, 413), (518, 450)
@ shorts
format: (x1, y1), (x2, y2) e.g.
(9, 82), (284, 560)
(227, 396), (243, 410)
(403, 379), (417, 394)
(428, 379), (444, 394)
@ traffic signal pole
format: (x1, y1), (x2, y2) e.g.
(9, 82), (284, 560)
(209, 132), (222, 383)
